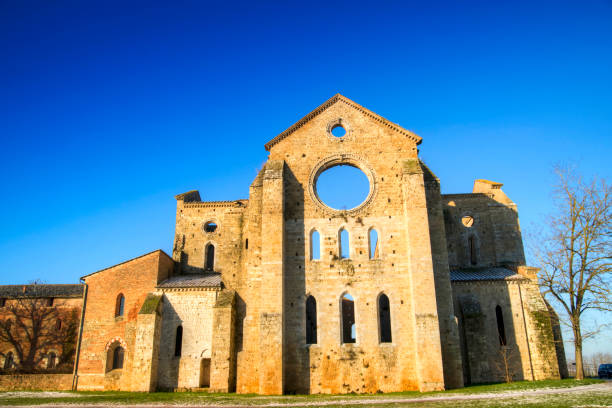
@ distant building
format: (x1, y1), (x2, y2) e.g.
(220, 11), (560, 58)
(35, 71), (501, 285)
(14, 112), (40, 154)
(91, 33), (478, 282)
(0, 95), (566, 393)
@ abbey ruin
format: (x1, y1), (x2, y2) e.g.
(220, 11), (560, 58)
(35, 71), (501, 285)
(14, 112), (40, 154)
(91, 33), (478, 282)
(0, 94), (566, 393)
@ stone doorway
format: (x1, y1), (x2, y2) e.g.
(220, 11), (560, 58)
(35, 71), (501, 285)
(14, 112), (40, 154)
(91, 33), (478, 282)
(200, 358), (211, 387)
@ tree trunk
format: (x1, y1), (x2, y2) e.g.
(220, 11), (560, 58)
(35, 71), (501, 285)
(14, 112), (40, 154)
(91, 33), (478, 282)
(573, 323), (584, 380)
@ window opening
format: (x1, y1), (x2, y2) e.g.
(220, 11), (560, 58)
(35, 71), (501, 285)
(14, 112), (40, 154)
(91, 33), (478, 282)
(369, 229), (379, 259)
(204, 221), (218, 233)
(378, 294), (392, 343)
(112, 346), (124, 369)
(0, 298), (6, 307)
(331, 124), (346, 137)
(315, 164), (370, 210)
(245, 238), (248, 249)
(47, 352), (56, 369)
(496, 305), (507, 346)
(47, 298), (54, 307)
(56, 319), (62, 331)
(311, 230), (321, 260)
(4, 352), (13, 369)
(175, 326), (183, 356)
(306, 296), (317, 344)
(341, 293), (356, 343)
(339, 229), (349, 259)
(205, 244), (215, 270)
(115, 294), (125, 317)
(469, 235), (477, 265)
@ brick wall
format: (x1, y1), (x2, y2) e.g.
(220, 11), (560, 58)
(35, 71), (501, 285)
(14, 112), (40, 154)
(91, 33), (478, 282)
(76, 250), (173, 391)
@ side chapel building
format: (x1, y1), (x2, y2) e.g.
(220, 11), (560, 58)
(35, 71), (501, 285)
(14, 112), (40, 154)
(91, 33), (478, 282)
(0, 95), (566, 393)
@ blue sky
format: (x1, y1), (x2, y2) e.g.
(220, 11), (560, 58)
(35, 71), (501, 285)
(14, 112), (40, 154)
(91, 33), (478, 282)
(0, 1), (611, 356)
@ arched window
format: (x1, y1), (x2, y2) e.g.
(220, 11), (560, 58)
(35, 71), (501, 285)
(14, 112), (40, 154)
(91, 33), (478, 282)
(115, 294), (125, 317)
(468, 235), (477, 265)
(175, 326), (183, 357)
(47, 352), (56, 369)
(310, 230), (321, 260)
(3, 351), (13, 369)
(378, 294), (392, 343)
(496, 305), (507, 346)
(205, 244), (215, 270)
(341, 293), (356, 343)
(339, 228), (349, 259)
(306, 296), (317, 344)
(369, 228), (379, 259)
(112, 346), (124, 369)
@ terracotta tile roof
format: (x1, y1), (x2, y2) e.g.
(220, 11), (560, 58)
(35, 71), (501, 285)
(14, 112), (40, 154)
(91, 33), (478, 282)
(0, 284), (84, 299)
(157, 273), (222, 289)
(450, 267), (526, 282)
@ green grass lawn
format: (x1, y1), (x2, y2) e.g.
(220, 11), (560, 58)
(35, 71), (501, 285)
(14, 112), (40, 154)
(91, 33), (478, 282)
(0, 378), (607, 407)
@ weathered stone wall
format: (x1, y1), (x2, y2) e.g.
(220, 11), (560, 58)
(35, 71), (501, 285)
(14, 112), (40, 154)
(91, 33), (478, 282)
(0, 374), (73, 391)
(442, 181), (525, 270)
(173, 197), (246, 289)
(76, 250), (173, 391)
(249, 97), (448, 393)
(156, 289), (217, 390)
(452, 279), (561, 384)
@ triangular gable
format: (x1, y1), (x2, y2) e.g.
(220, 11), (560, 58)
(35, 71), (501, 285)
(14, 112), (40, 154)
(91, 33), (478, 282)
(264, 93), (422, 151)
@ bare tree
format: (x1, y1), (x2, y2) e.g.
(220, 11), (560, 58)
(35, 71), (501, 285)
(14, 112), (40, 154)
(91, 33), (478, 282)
(0, 297), (78, 373)
(588, 352), (612, 369)
(534, 166), (612, 379)
(494, 344), (518, 383)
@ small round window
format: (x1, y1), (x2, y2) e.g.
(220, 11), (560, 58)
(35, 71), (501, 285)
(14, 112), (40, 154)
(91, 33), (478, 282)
(331, 124), (346, 137)
(204, 221), (218, 233)
(461, 216), (474, 228)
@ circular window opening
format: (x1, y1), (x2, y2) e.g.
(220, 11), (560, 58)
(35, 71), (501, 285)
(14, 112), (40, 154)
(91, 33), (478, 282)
(461, 216), (474, 228)
(204, 221), (218, 233)
(331, 124), (346, 138)
(315, 165), (370, 210)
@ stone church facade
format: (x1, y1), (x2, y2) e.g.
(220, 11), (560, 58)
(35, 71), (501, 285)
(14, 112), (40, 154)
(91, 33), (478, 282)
(1, 95), (566, 393)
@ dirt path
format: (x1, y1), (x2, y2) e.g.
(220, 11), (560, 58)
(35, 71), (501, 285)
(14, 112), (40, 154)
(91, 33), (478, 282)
(5, 381), (612, 407)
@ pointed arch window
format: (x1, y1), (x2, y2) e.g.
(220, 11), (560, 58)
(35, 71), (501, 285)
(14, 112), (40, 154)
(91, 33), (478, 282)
(341, 293), (356, 343)
(4, 351), (13, 369)
(369, 228), (379, 259)
(339, 228), (349, 259)
(47, 352), (56, 369)
(306, 296), (317, 344)
(378, 293), (392, 343)
(115, 294), (125, 317)
(310, 230), (321, 260)
(468, 235), (477, 265)
(496, 305), (507, 346)
(175, 325), (183, 356)
(205, 244), (215, 270)
(112, 346), (124, 369)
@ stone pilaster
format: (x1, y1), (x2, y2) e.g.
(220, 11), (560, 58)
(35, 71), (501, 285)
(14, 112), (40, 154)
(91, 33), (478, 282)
(131, 294), (163, 392)
(422, 164), (464, 389)
(401, 159), (445, 391)
(258, 160), (285, 394)
(210, 290), (237, 392)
